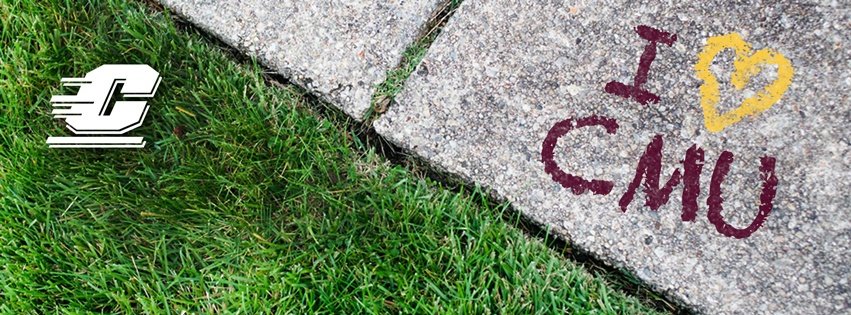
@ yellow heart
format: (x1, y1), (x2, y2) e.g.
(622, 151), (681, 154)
(695, 33), (794, 133)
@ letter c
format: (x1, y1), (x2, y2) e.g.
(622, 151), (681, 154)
(541, 115), (618, 195)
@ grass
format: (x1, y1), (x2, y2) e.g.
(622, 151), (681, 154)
(0, 0), (662, 313)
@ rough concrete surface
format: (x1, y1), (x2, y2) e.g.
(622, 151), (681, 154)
(158, 0), (443, 120)
(375, 0), (850, 314)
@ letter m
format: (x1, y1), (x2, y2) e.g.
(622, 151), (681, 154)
(619, 135), (705, 221)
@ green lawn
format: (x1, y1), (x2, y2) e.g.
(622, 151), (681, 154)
(0, 0), (662, 313)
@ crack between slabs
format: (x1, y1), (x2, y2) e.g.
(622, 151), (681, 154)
(363, 0), (464, 123)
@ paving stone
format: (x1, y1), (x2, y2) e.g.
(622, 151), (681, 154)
(159, 0), (443, 120)
(375, 0), (850, 314)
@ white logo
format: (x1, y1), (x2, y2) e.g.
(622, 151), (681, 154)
(47, 64), (161, 148)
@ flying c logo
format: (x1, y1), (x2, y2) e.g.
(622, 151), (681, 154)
(47, 64), (161, 148)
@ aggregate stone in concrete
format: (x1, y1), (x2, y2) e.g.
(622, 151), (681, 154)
(375, 0), (850, 313)
(158, 0), (443, 120)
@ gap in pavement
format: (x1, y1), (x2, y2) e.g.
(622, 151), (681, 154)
(365, 0), (465, 123)
(142, 1), (684, 313)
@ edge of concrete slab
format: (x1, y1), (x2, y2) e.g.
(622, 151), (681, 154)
(155, 0), (448, 121)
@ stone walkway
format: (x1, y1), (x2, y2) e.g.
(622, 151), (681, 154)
(159, 1), (850, 314)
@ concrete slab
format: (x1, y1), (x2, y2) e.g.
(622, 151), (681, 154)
(159, 0), (443, 120)
(375, 0), (850, 313)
